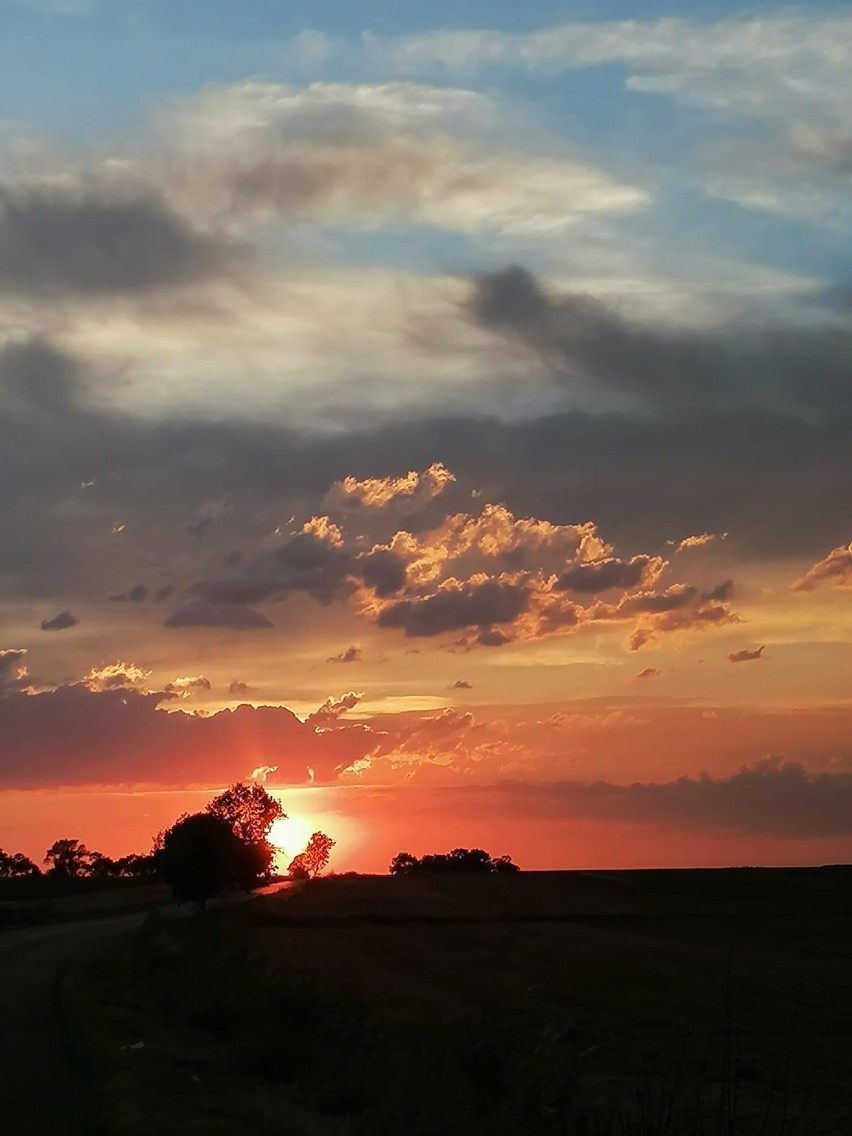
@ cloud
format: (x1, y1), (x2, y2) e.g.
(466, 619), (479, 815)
(109, 584), (148, 602)
(499, 758), (852, 838)
(228, 680), (253, 697)
(325, 461), (455, 511)
(249, 764), (279, 784)
(328, 646), (362, 664)
(0, 682), (372, 788)
(164, 601), (273, 631)
(469, 266), (852, 418)
(792, 542), (852, 591)
(556, 555), (665, 595)
(672, 533), (719, 552)
(357, 549), (409, 598)
(627, 602), (738, 652)
(0, 649), (30, 696)
(305, 691), (364, 730)
(636, 667), (660, 680)
(164, 675), (212, 699)
(345, 707), (516, 781)
(40, 609), (78, 632)
(365, 16), (852, 134)
(728, 646), (765, 664)
(83, 661), (150, 693)
(0, 185), (241, 298)
(449, 679), (473, 689)
(377, 576), (530, 638)
(157, 81), (646, 236)
(702, 580), (734, 602)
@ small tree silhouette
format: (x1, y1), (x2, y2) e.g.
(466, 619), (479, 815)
(44, 839), (91, 878)
(288, 831), (335, 879)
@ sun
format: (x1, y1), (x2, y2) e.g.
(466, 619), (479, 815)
(269, 815), (314, 863)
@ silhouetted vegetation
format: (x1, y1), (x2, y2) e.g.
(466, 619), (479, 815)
(154, 813), (248, 905)
(0, 849), (39, 878)
(288, 831), (336, 879)
(389, 847), (520, 875)
(154, 782), (284, 903)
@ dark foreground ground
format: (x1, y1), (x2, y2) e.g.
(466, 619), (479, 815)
(64, 867), (852, 1135)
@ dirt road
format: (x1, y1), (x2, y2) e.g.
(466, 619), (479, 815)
(0, 914), (144, 1136)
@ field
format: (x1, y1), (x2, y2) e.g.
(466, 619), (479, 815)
(76, 868), (852, 1135)
(0, 878), (170, 929)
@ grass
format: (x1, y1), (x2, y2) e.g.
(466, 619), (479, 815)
(73, 868), (852, 1135)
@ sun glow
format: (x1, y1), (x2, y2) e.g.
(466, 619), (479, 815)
(269, 814), (314, 864)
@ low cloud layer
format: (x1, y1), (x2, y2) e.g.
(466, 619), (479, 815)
(500, 759), (852, 839)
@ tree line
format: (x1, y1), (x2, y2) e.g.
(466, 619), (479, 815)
(0, 842), (153, 880)
(0, 782), (336, 906)
(390, 848), (520, 875)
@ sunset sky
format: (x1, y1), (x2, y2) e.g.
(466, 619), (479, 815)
(2, 1), (852, 872)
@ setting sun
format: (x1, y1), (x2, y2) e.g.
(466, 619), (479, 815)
(269, 815), (314, 864)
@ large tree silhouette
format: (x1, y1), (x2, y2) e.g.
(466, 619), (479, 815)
(206, 782), (283, 887)
(206, 782), (283, 844)
(155, 813), (247, 905)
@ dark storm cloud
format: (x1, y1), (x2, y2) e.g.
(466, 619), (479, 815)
(164, 601), (273, 630)
(498, 759), (852, 839)
(556, 555), (659, 595)
(273, 530), (354, 603)
(378, 578), (529, 638)
(0, 185), (241, 297)
(40, 609), (78, 631)
(357, 548), (408, 597)
(469, 266), (852, 417)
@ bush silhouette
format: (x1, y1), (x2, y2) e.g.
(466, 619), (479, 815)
(155, 812), (248, 905)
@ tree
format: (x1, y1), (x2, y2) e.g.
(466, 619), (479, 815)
(44, 839), (90, 878)
(389, 848), (520, 875)
(288, 831), (335, 879)
(112, 853), (155, 879)
(206, 782), (284, 844)
(389, 852), (419, 876)
(0, 850), (39, 878)
(206, 782), (283, 886)
(154, 812), (246, 905)
(86, 852), (116, 879)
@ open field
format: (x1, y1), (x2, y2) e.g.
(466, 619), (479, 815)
(0, 880), (171, 930)
(79, 868), (852, 1135)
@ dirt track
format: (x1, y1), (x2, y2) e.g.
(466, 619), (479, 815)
(0, 914), (143, 1136)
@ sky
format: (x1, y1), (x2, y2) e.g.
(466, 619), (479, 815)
(1, 1), (852, 873)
